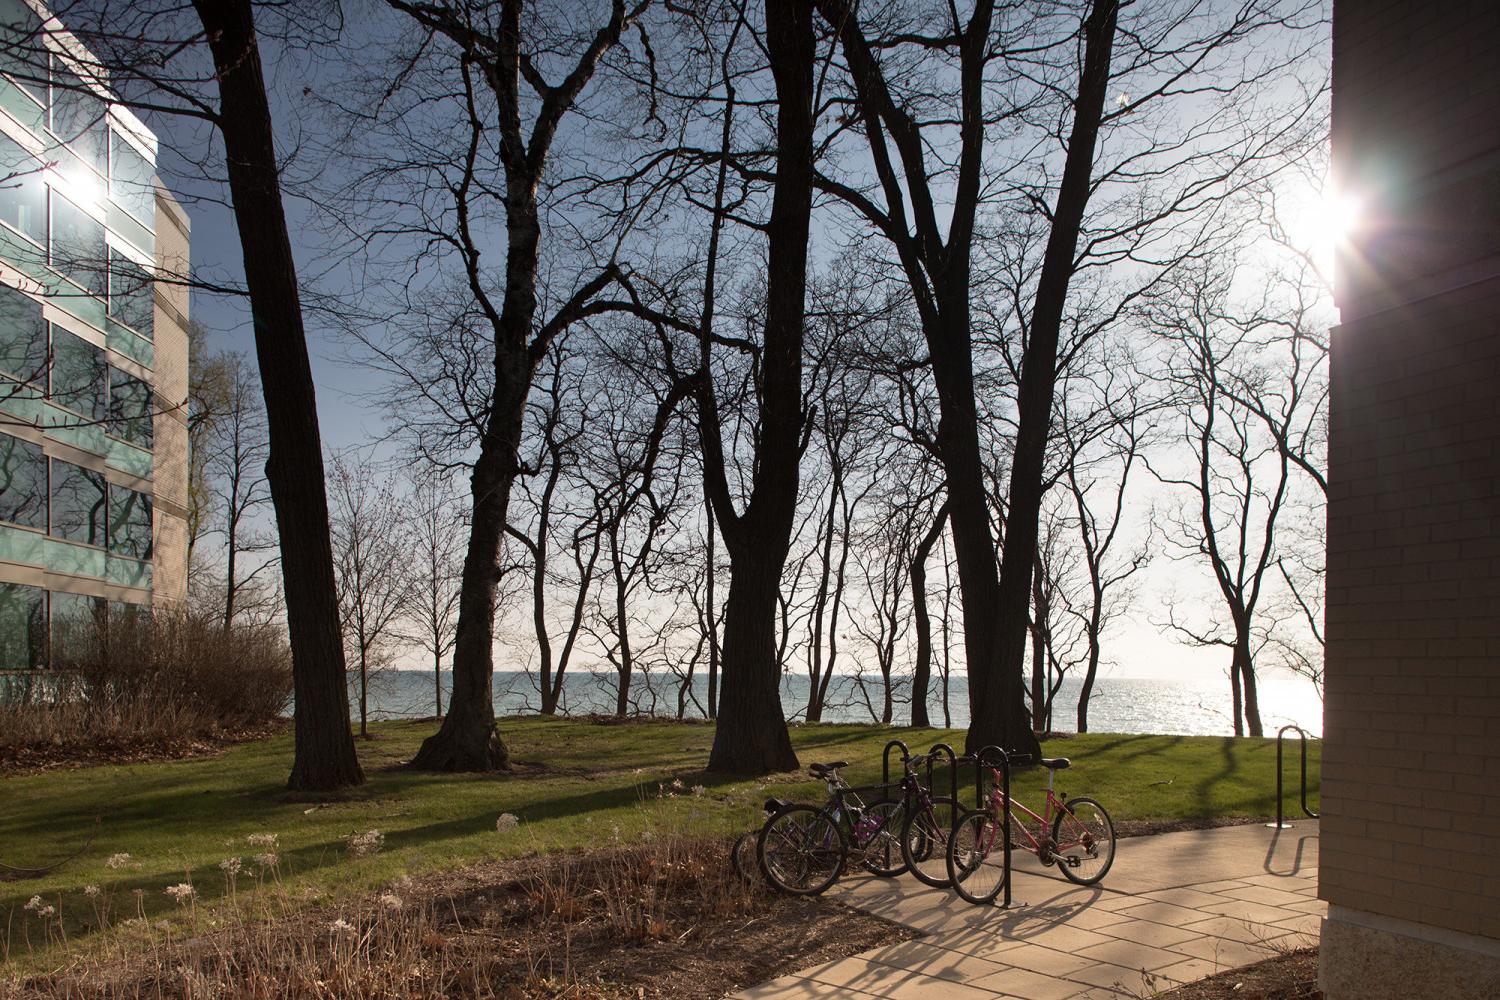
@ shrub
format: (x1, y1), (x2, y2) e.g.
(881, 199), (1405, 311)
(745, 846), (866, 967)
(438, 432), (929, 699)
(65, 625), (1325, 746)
(0, 608), (291, 761)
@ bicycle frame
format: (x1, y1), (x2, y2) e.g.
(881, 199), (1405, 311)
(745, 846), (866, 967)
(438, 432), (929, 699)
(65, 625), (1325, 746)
(978, 764), (1085, 859)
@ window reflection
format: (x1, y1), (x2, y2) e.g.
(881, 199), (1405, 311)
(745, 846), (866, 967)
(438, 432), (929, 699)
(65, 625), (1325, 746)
(107, 484), (151, 559)
(50, 326), (105, 421)
(0, 582), (46, 670)
(0, 281), (45, 386)
(0, 431), (45, 529)
(50, 458), (105, 546)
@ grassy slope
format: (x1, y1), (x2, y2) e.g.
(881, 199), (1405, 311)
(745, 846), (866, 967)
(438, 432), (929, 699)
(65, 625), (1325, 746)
(0, 717), (1319, 949)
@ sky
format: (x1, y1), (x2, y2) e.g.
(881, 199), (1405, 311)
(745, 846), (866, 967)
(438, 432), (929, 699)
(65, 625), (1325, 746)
(136, 2), (1337, 697)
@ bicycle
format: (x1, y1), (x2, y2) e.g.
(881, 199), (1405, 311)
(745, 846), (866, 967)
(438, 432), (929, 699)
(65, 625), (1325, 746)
(946, 755), (1116, 905)
(757, 753), (947, 895)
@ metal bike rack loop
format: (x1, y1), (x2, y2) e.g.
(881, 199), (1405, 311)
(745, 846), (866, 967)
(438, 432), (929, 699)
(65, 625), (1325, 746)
(882, 739), (911, 789)
(975, 744), (1017, 908)
(926, 742), (959, 805)
(1267, 725), (1320, 829)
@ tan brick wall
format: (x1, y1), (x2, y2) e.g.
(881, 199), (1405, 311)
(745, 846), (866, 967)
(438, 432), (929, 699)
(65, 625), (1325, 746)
(1325, 0), (1500, 958)
(151, 187), (190, 606)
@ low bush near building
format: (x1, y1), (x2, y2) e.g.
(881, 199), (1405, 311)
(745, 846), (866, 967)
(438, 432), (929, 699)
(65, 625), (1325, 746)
(0, 609), (291, 768)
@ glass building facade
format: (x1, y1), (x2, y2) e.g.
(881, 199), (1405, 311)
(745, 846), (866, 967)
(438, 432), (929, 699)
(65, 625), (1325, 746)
(0, 0), (190, 672)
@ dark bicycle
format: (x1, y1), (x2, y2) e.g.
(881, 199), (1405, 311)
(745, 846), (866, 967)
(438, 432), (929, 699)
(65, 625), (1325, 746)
(756, 753), (951, 895)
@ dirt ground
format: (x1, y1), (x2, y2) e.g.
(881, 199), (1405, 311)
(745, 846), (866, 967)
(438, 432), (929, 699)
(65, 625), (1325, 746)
(1156, 949), (1320, 1000)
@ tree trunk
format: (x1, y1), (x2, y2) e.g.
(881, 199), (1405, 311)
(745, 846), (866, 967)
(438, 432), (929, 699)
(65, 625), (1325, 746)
(1030, 566), (1046, 735)
(710, 549), (799, 771)
(705, 496), (718, 719)
(1237, 630), (1263, 737)
(434, 646), (443, 719)
(908, 503), (947, 728)
(1077, 603), (1103, 733)
(359, 647), (369, 738)
(412, 402), (518, 770)
(704, 0), (812, 774)
(193, 0), (362, 791)
(979, 0), (1116, 759)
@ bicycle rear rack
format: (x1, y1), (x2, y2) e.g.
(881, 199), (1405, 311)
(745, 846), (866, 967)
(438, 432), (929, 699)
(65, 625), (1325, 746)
(1267, 724), (1320, 829)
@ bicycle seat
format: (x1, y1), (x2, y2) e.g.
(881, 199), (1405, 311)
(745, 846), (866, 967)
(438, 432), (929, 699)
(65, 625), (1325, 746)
(1039, 757), (1071, 770)
(809, 760), (849, 775)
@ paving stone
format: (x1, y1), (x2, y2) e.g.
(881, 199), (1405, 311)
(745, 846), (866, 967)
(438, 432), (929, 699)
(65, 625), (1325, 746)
(1180, 914), (1290, 945)
(1286, 897), (1329, 914)
(1218, 884), (1313, 908)
(1074, 938), (1190, 972)
(1060, 959), (1159, 992)
(1165, 935), (1278, 967)
(1153, 956), (1227, 984)
(1191, 879), (1253, 893)
(982, 942), (1096, 976)
(1113, 899), (1206, 925)
(857, 939), (1015, 983)
(1095, 917), (1203, 949)
(738, 976), (885, 998)
(1194, 897), (1304, 923)
(1140, 886), (1234, 909)
(969, 966), (1093, 1000)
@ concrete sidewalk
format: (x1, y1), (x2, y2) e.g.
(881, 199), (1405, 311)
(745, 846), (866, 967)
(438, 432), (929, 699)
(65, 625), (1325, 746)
(739, 821), (1323, 999)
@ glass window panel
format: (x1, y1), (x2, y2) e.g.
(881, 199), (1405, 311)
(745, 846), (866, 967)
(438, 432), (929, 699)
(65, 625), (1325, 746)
(108, 250), (152, 339)
(49, 589), (104, 667)
(49, 62), (106, 173)
(0, 581), (46, 669)
(50, 325), (105, 421)
(0, 0), (47, 107)
(107, 367), (152, 447)
(0, 432), (45, 529)
(50, 458), (105, 546)
(0, 281), (44, 384)
(0, 131), (47, 245)
(109, 130), (153, 226)
(107, 485), (150, 560)
(50, 192), (106, 299)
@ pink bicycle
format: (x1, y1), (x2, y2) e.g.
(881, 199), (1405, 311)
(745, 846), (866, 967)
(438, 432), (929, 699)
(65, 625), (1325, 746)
(946, 756), (1115, 905)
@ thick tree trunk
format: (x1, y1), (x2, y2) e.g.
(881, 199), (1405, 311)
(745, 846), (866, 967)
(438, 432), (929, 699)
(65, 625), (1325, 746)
(359, 647), (369, 738)
(433, 647), (443, 719)
(194, 0), (362, 791)
(704, 0), (812, 774)
(908, 503), (947, 729)
(980, 0), (1116, 759)
(412, 400), (519, 770)
(710, 549), (799, 771)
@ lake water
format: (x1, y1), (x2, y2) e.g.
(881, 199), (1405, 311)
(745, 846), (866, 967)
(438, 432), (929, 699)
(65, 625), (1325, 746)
(357, 669), (1323, 737)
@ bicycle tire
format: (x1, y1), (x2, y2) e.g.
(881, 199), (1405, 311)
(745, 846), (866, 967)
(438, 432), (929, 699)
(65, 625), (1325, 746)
(857, 799), (910, 878)
(901, 795), (961, 888)
(730, 831), (757, 882)
(1051, 796), (1115, 885)
(757, 804), (847, 895)
(946, 808), (1008, 905)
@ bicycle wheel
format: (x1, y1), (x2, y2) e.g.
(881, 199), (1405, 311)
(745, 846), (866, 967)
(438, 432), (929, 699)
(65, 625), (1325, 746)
(1051, 796), (1116, 885)
(947, 809), (1008, 905)
(901, 796), (961, 887)
(730, 831), (757, 882)
(857, 799), (910, 878)
(757, 805), (847, 895)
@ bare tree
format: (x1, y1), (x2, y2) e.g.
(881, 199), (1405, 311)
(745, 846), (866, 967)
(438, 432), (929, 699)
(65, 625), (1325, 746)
(407, 473), (466, 719)
(329, 455), (415, 739)
(205, 354), (275, 631)
(1146, 262), (1311, 737)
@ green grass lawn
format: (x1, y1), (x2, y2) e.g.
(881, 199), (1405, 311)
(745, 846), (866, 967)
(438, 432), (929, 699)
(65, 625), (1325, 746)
(0, 716), (1319, 955)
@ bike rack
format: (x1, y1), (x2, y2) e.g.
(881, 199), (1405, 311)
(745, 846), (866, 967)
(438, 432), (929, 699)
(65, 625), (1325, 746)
(882, 739), (911, 789)
(1267, 725), (1320, 829)
(976, 744), (1016, 909)
(926, 742), (959, 805)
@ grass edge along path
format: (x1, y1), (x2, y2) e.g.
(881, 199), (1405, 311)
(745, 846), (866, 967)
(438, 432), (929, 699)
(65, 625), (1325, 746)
(0, 716), (1320, 962)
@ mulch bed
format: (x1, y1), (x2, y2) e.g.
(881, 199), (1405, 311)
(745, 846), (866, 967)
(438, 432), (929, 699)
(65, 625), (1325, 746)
(1157, 949), (1320, 999)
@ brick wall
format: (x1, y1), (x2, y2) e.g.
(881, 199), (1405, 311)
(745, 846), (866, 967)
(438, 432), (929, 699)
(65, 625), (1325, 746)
(1324, 0), (1500, 948)
(1323, 281), (1500, 940)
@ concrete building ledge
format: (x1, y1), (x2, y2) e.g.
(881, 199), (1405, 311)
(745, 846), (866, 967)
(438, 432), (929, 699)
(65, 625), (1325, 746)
(1320, 907), (1500, 1000)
